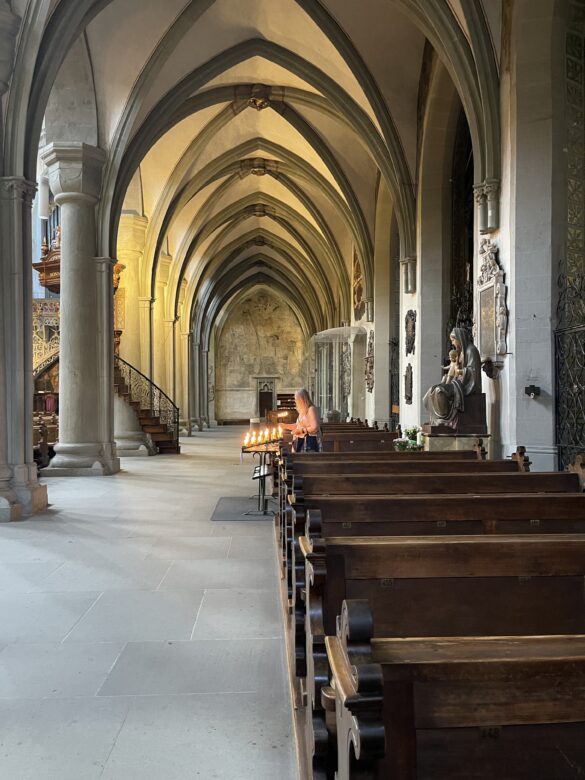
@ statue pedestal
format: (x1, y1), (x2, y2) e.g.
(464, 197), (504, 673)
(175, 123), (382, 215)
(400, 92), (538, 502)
(422, 432), (490, 458)
(422, 393), (488, 436)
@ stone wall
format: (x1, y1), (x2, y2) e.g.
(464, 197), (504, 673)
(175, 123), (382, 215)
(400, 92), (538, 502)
(215, 289), (307, 421)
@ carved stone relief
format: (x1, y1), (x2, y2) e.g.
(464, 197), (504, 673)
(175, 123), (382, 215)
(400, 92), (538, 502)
(404, 364), (413, 404)
(405, 309), (416, 355)
(364, 330), (374, 393)
(476, 239), (508, 365)
(341, 342), (351, 397)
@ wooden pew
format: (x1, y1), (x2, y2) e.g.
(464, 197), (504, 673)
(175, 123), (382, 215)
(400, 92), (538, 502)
(293, 471), (578, 498)
(327, 599), (585, 780)
(286, 471), (580, 604)
(320, 431), (399, 453)
(309, 534), (585, 779)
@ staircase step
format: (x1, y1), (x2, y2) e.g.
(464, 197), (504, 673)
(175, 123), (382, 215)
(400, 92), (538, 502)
(138, 416), (160, 426)
(142, 425), (166, 434)
(150, 432), (174, 442)
(157, 442), (181, 454)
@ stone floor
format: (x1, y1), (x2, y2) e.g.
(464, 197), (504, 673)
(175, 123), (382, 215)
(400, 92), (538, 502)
(0, 427), (298, 780)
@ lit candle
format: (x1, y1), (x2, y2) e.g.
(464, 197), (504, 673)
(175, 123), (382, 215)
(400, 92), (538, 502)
(251, 431), (257, 445)
(244, 432), (250, 446)
(272, 427), (276, 440)
(278, 425), (283, 438)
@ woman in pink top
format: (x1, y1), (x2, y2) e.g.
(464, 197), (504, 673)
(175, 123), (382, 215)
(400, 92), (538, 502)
(283, 389), (322, 452)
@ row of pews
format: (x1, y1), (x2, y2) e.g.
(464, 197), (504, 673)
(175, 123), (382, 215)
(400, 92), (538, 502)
(274, 423), (585, 779)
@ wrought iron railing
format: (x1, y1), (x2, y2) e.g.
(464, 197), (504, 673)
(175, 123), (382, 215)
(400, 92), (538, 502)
(555, 324), (585, 470)
(115, 355), (179, 445)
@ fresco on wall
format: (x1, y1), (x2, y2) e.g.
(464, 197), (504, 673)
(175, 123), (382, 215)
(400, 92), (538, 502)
(216, 289), (306, 420)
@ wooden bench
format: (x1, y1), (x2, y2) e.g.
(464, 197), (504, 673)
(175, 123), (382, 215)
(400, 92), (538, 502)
(285, 471), (581, 604)
(327, 599), (585, 779)
(321, 431), (399, 453)
(306, 534), (585, 778)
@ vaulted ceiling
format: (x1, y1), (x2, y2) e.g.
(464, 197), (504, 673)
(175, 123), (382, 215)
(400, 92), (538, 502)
(34, 0), (500, 343)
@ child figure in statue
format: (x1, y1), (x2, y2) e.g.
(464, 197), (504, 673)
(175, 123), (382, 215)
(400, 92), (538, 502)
(423, 328), (482, 427)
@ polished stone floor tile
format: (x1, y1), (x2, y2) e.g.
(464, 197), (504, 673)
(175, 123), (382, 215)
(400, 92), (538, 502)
(159, 557), (275, 590)
(0, 697), (129, 780)
(228, 534), (278, 559)
(192, 588), (282, 639)
(0, 592), (100, 643)
(34, 556), (169, 592)
(65, 589), (204, 642)
(98, 637), (285, 696)
(0, 429), (297, 779)
(145, 535), (230, 560)
(0, 642), (123, 698)
(0, 561), (62, 592)
(100, 692), (296, 780)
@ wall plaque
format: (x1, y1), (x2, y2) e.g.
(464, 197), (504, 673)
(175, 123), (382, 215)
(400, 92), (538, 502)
(365, 330), (374, 393)
(476, 239), (508, 368)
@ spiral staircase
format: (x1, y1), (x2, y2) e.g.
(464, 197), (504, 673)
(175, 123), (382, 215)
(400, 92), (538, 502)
(114, 356), (180, 455)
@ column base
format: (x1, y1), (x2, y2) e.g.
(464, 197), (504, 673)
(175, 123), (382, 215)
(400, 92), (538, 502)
(9, 464), (49, 516)
(115, 431), (156, 457)
(44, 443), (121, 476)
(0, 494), (22, 522)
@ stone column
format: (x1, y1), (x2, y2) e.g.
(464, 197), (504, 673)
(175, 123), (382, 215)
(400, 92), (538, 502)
(138, 297), (153, 378)
(201, 349), (210, 427)
(153, 253), (170, 391)
(42, 142), (119, 475)
(0, 177), (49, 518)
(175, 329), (188, 433)
(117, 214), (148, 368)
(163, 319), (176, 399)
(193, 341), (203, 430)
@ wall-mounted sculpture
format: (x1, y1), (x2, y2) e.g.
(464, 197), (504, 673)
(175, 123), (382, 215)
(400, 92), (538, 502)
(353, 252), (365, 321)
(365, 330), (374, 393)
(476, 239), (508, 372)
(405, 309), (417, 355)
(404, 364), (413, 404)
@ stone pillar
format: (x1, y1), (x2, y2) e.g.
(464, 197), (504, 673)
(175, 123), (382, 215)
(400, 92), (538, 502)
(175, 329), (188, 433)
(193, 341), (203, 430)
(208, 337), (217, 426)
(117, 214), (148, 368)
(153, 253), (170, 391)
(138, 297), (153, 377)
(201, 349), (210, 427)
(0, 177), (49, 518)
(42, 142), (119, 475)
(164, 319), (176, 400)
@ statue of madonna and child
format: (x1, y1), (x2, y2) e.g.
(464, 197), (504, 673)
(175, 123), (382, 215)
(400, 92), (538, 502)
(422, 327), (487, 434)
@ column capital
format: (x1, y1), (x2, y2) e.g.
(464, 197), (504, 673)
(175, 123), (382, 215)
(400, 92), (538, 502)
(118, 213), (149, 256)
(41, 142), (106, 205)
(0, 176), (36, 203)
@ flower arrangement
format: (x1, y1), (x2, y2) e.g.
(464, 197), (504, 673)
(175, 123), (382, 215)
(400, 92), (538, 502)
(395, 425), (424, 452)
(404, 425), (422, 441)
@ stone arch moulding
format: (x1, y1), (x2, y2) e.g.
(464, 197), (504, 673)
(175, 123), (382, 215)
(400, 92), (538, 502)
(106, 48), (395, 302)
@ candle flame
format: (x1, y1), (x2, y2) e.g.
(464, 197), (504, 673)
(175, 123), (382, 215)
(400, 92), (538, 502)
(244, 432), (250, 446)
(272, 427), (276, 440)
(251, 431), (257, 445)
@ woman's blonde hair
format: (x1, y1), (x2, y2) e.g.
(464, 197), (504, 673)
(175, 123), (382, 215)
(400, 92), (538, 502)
(295, 388), (313, 414)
